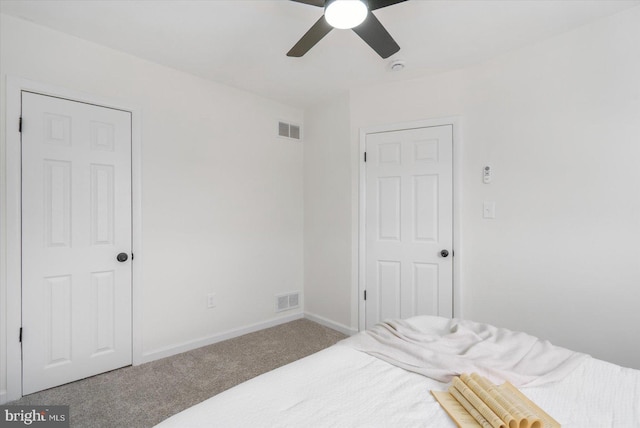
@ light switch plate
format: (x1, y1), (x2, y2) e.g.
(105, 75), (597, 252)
(483, 201), (496, 219)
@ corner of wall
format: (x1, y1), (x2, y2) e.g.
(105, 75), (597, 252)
(303, 94), (354, 331)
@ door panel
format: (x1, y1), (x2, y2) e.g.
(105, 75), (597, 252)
(22, 92), (132, 395)
(377, 176), (401, 240)
(365, 125), (453, 329)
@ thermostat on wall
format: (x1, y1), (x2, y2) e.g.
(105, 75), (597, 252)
(483, 165), (492, 184)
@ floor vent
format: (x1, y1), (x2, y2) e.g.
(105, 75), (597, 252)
(276, 292), (300, 312)
(278, 121), (302, 140)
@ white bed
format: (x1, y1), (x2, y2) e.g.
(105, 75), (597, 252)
(156, 316), (640, 427)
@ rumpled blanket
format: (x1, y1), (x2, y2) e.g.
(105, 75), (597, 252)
(339, 316), (588, 387)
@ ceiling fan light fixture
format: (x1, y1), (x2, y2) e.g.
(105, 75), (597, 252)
(324, 0), (368, 30)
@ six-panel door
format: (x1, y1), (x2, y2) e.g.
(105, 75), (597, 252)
(365, 125), (453, 328)
(21, 92), (132, 394)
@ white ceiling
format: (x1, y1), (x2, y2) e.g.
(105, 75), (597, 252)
(1, 0), (638, 108)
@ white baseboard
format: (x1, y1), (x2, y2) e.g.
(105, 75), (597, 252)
(139, 312), (304, 364)
(3, 312), (351, 400)
(304, 312), (358, 336)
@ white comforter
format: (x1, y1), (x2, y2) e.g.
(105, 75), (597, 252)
(342, 316), (588, 387)
(156, 317), (640, 428)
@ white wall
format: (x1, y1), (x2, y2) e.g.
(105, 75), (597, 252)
(303, 94), (355, 334)
(0, 14), (304, 400)
(2, 4), (639, 404)
(305, 6), (640, 368)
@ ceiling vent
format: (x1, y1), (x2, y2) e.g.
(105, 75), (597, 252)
(278, 121), (302, 141)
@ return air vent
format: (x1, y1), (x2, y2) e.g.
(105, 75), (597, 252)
(278, 121), (302, 140)
(275, 291), (300, 312)
(277, 295), (289, 312)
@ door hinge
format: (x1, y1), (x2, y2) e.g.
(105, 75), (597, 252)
(131, 253), (134, 260)
(364, 152), (367, 162)
(364, 290), (367, 301)
(19, 117), (22, 133)
(19, 327), (22, 343)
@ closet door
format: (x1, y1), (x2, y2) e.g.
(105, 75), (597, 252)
(22, 92), (133, 394)
(365, 125), (453, 328)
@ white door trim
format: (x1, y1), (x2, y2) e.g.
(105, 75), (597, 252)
(358, 117), (463, 332)
(3, 76), (144, 402)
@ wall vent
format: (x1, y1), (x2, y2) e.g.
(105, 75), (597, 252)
(277, 295), (289, 312)
(289, 293), (298, 308)
(278, 121), (302, 141)
(275, 292), (300, 312)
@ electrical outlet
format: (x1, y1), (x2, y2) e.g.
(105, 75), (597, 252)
(207, 293), (216, 309)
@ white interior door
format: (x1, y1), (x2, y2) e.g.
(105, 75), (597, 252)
(365, 125), (453, 329)
(21, 92), (132, 395)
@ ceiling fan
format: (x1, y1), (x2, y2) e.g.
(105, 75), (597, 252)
(287, 0), (407, 59)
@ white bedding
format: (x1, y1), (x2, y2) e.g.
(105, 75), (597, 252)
(343, 316), (588, 387)
(156, 317), (640, 428)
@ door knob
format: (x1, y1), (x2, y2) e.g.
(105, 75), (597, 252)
(440, 249), (449, 258)
(116, 252), (129, 262)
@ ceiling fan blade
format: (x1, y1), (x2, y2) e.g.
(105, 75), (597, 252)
(287, 16), (334, 57)
(368, 0), (408, 11)
(352, 12), (400, 58)
(290, 0), (325, 7)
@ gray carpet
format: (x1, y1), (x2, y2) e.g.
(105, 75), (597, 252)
(10, 319), (347, 428)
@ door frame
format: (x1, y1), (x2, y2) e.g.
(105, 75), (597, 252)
(358, 117), (463, 331)
(3, 76), (144, 402)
